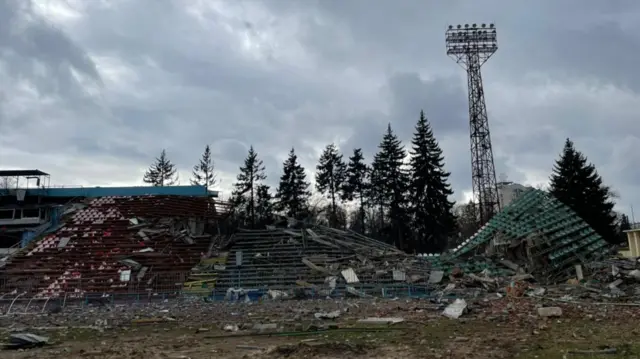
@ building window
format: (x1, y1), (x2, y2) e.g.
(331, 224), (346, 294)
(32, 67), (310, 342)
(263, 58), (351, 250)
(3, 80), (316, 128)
(22, 209), (40, 219)
(0, 210), (13, 220)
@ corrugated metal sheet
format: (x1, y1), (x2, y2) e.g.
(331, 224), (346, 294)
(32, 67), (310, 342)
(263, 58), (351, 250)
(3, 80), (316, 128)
(341, 268), (359, 284)
(57, 237), (71, 248)
(392, 269), (406, 281)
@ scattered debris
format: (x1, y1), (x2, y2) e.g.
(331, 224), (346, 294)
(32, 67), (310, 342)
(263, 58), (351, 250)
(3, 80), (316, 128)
(4, 333), (49, 350)
(236, 345), (265, 351)
(314, 310), (341, 320)
(357, 317), (404, 325)
(443, 299), (468, 319)
(223, 324), (239, 332)
(567, 347), (617, 355)
(537, 306), (563, 317)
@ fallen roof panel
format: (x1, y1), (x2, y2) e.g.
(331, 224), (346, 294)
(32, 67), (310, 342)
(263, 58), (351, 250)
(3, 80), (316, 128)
(448, 189), (610, 281)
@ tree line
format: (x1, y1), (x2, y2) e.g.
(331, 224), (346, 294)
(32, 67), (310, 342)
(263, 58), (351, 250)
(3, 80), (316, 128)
(142, 111), (630, 253)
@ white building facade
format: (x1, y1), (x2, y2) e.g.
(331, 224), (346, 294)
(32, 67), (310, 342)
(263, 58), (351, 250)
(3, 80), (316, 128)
(497, 181), (532, 208)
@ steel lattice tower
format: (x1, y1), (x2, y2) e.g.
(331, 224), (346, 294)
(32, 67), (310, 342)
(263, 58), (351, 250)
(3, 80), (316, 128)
(446, 23), (501, 224)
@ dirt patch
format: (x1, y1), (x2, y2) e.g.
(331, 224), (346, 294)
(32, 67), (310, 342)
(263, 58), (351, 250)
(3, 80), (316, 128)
(268, 342), (372, 358)
(5, 301), (640, 359)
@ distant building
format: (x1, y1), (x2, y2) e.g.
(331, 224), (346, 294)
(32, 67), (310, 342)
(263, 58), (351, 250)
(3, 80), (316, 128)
(622, 228), (640, 258)
(497, 181), (532, 208)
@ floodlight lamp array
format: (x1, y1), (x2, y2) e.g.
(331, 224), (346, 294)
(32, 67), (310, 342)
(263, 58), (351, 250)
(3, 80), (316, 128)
(448, 23), (495, 30)
(446, 23), (497, 56)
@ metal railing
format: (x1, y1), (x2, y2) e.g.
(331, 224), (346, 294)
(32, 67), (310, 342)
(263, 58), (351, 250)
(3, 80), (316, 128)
(0, 291), (184, 316)
(0, 242), (22, 263)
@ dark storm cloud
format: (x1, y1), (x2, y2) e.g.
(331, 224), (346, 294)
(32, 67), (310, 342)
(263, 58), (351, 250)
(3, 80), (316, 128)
(386, 73), (468, 138)
(0, 0), (638, 213)
(0, 0), (101, 96)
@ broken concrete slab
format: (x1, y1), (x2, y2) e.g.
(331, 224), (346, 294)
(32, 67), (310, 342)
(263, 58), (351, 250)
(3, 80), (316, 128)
(537, 307), (563, 317)
(443, 299), (467, 319)
(314, 310), (341, 320)
(428, 270), (444, 284)
(357, 317), (404, 325)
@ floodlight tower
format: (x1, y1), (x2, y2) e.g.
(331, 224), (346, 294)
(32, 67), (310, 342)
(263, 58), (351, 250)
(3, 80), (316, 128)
(446, 23), (501, 225)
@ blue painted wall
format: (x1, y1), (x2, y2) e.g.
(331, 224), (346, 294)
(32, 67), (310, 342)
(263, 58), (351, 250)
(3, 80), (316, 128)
(25, 185), (218, 198)
(50, 206), (61, 227)
(18, 207), (60, 248)
(20, 231), (38, 248)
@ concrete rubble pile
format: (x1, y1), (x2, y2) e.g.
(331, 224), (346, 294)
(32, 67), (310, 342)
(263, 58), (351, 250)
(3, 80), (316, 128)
(0, 195), (229, 298)
(446, 189), (611, 284)
(211, 225), (432, 299)
(548, 257), (640, 300)
(0, 188), (624, 315)
(206, 189), (617, 302)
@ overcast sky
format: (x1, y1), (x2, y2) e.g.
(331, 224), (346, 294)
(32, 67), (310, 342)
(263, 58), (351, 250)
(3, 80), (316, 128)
(0, 0), (638, 216)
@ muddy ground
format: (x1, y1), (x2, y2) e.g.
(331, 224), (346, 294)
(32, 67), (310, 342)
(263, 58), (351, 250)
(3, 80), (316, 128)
(2, 298), (639, 358)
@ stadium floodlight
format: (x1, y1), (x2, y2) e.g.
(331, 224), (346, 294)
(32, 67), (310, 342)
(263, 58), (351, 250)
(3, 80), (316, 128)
(445, 23), (501, 224)
(445, 23), (498, 66)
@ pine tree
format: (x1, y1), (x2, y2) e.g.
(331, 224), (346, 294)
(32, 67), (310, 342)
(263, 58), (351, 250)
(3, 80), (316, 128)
(275, 148), (311, 220)
(550, 138), (618, 243)
(455, 200), (480, 240)
(231, 146), (266, 228)
(255, 184), (275, 228)
(618, 213), (631, 243)
(370, 124), (411, 250)
(342, 148), (370, 234)
(229, 191), (249, 227)
(408, 111), (456, 253)
(368, 162), (386, 236)
(315, 143), (347, 227)
(191, 145), (217, 190)
(143, 149), (178, 187)
(620, 213), (631, 231)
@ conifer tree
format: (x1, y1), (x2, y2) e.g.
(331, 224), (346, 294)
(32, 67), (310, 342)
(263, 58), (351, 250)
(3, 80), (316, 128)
(143, 149), (178, 187)
(231, 146), (266, 228)
(191, 145), (217, 190)
(342, 148), (369, 233)
(368, 162), (386, 234)
(550, 138), (618, 243)
(618, 213), (631, 243)
(455, 200), (480, 240)
(370, 124), (411, 250)
(408, 111), (456, 253)
(255, 184), (275, 227)
(315, 143), (347, 227)
(620, 214), (631, 232)
(275, 148), (311, 220)
(229, 190), (249, 227)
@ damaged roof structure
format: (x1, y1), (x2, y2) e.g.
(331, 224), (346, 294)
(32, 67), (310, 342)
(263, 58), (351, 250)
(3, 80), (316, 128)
(212, 226), (424, 298)
(0, 188), (613, 301)
(448, 189), (610, 283)
(207, 189), (613, 298)
(0, 195), (230, 298)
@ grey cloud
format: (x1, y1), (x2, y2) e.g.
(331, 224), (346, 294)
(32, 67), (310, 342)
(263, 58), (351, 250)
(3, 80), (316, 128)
(387, 73), (468, 138)
(67, 136), (150, 163)
(0, 0), (101, 98)
(0, 0), (638, 216)
(343, 72), (468, 152)
(506, 22), (640, 92)
(271, 0), (640, 92)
